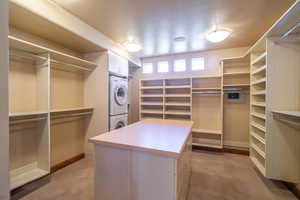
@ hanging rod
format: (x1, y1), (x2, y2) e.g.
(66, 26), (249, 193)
(10, 49), (93, 72)
(280, 22), (300, 40)
(10, 117), (47, 125)
(51, 111), (93, 119)
(273, 115), (300, 129)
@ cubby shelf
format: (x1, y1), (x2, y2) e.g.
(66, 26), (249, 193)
(141, 102), (164, 106)
(252, 78), (266, 85)
(252, 102), (266, 107)
(165, 85), (190, 89)
(165, 102), (191, 106)
(251, 122), (266, 132)
(252, 65), (266, 75)
(141, 86), (164, 89)
(141, 109), (164, 114)
(164, 94), (191, 97)
(192, 128), (222, 135)
(9, 111), (48, 118)
(250, 156), (266, 176)
(223, 72), (250, 76)
(141, 94), (164, 97)
(10, 163), (49, 190)
(251, 52), (267, 66)
(251, 143), (266, 158)
(251, 132), (265, 144)
(251, 112), (266, 120)
(192, 87), (221, 91)
(223, 84), (250, 87)
(252, 90), (266, 95)
(165, 110), (191, 115)
(192, 143), (222, 149)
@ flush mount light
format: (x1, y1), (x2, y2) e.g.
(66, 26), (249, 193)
(174, 36), (186, 42)
(206, 29), (231, 43)
(123, 37), (142, 53)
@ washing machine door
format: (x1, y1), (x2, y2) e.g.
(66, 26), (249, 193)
(114, 84), (127, 106)
(115, 121), (125, 129)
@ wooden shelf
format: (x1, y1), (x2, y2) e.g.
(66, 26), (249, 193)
(141, 94), (164, 97)
(192, 128), (222, 135)
(251, 132), (265, 144)
(165, 110), (191, 115)
(252, 102), (266, 107)
(251, 143), (266, 158)
(250, 156), (266, 176)
(165, 102), (191, 106)
(9, 111), (48, 118)
(10, 163), (49, 190)
(191, 75), (221, 79)
(9, 36), (97, 68)
(141, 109), (163, 114)
(272, 110), (300, 118)
(251, 52), (267, 66)
(192, 87), (221, 91)
(141, 86), (164, 89)
(252, 78), (266, 85)
(50, 107), (94, 114)
(223, 84), (250, 88)
(252, 90), (266, 95)
(251, 112), (266, 120)
(252, 65), (266, 75)
(141, 102), (163, 106)
(223, 72), (250, 76)
(165, 94), (191, 97)
(251, 122), (266, 132)
(192, 143), (223, 149)
(165, 85), (190, 89)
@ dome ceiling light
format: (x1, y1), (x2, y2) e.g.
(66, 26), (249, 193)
(123, 36), (142, 53)
(206, 29), (231, 43)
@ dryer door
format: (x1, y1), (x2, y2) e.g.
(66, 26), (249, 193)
(114, 84), (127, 106)
(115, 121), (125, 129)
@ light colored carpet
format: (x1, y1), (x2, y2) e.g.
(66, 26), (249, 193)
(12, 150), (297, 200)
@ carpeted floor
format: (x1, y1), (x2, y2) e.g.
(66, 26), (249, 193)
(12, 150), (298, 200)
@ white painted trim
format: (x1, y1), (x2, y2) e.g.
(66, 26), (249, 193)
(224, 141), (249, 149)
(0, 0), (10, 199)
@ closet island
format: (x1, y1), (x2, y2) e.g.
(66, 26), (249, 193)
(89, 119), (193, 200)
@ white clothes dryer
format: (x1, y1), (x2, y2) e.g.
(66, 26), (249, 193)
(109, 114), (128, 131)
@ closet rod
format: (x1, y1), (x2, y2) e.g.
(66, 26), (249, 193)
(51, 111), (93, 119)
(10, 117), (47, 125)
(280, 22), (300, 40)
(273, 115), (300, 129)
(51, 60), (93, 72)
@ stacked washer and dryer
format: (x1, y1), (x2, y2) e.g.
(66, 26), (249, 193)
(108, 52), (129, 131)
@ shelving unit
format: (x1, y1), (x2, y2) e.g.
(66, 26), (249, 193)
(191, 76), (223, 148)
(8, 36), (98, 190)
(250, 50), (267, 175)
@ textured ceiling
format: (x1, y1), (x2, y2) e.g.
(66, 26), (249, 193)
(52, 0), (296, 57)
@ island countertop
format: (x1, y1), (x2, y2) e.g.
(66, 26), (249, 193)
(89, 119), (193, 158)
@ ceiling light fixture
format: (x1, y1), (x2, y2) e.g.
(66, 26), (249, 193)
(123, 36), (142, 53)
(206, 29), (231, 43)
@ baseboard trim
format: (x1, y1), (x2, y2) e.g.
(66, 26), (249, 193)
(284, 182), (300, 199)
(50, 153), (85, 173)
(192, 145), (249, 156)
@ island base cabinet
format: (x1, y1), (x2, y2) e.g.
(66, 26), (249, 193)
(94, 142), (192, 200)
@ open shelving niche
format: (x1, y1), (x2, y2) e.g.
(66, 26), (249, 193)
(191, 76), (223, 149)
(222, 56), (250, 150)
(8, 36), (97, 190)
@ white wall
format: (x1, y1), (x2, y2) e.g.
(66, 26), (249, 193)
(0, 0), (10, 199)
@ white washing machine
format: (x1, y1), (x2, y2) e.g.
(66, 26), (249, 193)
(110, 114), (128, 130)
(109, 75), (128, 116)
